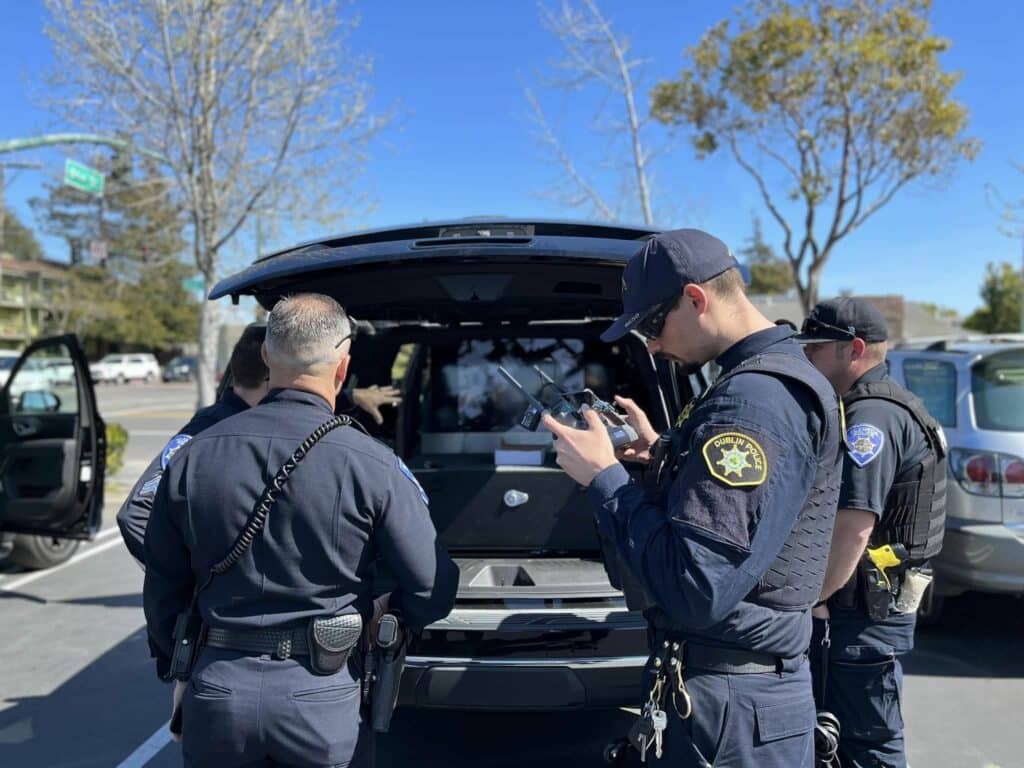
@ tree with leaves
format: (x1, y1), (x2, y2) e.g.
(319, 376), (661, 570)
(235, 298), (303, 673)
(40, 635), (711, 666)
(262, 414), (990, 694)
(44, 0), (386, 404)
(651, 0), (979, 313)
(527, 0), (663, 225)
(962, 262), (1022, 334)
(740, 216), (794, 295)
(0, 208), (45, 261)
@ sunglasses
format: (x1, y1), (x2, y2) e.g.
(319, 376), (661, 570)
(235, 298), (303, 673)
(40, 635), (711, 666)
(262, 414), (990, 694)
(800, 316), (856, 342)
(334, 324), (358, 349)
(634, 297), (678, 341)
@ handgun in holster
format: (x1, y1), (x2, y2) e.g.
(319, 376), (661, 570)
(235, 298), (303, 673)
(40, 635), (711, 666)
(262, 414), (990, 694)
(860, 543), (909, 621)
(370, 613), (407, 733)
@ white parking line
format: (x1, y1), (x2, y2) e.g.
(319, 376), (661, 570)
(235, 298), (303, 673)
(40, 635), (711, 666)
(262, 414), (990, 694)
(0, 527), (124, 593)
(115, 721), (174, 768)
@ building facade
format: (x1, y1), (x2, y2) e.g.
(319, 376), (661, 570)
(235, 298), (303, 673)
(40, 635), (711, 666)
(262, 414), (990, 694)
(0, 255), (69, 351)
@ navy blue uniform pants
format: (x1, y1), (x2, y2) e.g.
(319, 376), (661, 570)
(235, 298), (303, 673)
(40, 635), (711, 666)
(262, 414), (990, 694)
(810, 619), (906, 768)
(642, 657), (816, 767)
(180, 648), (374, 768)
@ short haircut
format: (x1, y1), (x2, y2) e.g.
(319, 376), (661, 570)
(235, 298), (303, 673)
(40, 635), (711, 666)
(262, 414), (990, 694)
(229, 325), (268, 389)
(701, 267), (746, 299)
(865, 340), (888, 362)
(266, 293), (351, 373)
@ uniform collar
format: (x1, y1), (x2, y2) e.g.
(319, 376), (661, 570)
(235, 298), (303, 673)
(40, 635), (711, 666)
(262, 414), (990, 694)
(852, 363), (888, 387)
(221, 388), (250, 413)
(715, 325), (796, 374)
(261, 387), (335, 413)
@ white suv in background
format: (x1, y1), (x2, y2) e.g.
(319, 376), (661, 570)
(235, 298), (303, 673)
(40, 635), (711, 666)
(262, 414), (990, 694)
(90, 353), (160, 384)
(887, 336), (1024, 622)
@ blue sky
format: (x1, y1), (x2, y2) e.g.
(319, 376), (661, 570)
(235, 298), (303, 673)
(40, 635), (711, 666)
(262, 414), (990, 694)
(1, 1), (1021, 316)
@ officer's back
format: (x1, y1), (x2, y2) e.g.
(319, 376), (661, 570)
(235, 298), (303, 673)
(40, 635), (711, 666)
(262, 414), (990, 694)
(144, 293), (459, 767)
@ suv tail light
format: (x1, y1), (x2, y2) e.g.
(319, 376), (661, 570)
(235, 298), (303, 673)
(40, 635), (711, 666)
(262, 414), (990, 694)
(949, 449), (1024, 498)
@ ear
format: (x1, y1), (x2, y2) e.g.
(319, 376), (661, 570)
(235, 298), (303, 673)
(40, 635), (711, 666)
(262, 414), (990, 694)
(261, 342), (270, 367)
(682, 283), (709, 315)
(335, 355), (351, 387)
(850, 337), (867, 360)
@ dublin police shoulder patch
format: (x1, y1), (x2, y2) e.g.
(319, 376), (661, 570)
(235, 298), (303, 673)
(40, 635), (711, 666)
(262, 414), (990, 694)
(701, 431), (768, 487)
(846, 423), (884, 467)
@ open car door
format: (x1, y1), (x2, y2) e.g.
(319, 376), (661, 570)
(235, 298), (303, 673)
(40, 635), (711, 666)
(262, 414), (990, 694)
(0, 334), (105, 540)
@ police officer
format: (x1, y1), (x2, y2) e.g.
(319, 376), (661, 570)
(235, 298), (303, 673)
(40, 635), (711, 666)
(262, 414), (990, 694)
(117, 324), (270, 568)
(797, 298), (946, 768)
(143, 293), (458, 767)
(544, 229), (843, 767)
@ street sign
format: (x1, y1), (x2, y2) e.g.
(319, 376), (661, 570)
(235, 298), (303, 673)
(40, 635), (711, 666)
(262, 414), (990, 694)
(89, 240), (108, 262)
(182, 277), (205, 292)
(64, 159), (104, 196)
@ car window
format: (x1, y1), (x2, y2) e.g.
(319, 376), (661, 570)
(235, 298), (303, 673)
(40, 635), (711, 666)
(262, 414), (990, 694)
(0, 357), (16, 371)
(102, 355), (123, 364)
(6, 343), (79, 415)
(901, 358), (957, 427)
(972, 350), (1024, 432)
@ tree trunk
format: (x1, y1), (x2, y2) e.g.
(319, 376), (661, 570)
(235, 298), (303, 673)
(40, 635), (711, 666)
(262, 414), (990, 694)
(804, 261), (824, 316)
(195, 264), (220, 408)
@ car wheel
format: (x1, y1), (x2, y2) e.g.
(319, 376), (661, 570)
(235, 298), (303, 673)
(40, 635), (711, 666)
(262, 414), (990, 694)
(117, 374), (127, 385)
(144, 372), (154, 384)
(9, 535), (81, 570)
(915, 582), (945, 627)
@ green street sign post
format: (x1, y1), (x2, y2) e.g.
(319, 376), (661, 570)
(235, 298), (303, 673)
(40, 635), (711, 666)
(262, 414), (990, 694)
(64, 158), (105, 196)
(182, 277), (205, 292)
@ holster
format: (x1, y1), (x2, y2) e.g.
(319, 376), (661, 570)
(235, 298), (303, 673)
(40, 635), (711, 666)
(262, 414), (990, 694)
(370, 614), (407, 733)
(859, 560), (892, 621)
(167, 607), (205, 682)
(308, 614), (363, 676)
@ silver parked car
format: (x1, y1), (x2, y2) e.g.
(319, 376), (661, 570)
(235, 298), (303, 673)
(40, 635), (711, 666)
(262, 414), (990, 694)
(887, 337), (1024, 621)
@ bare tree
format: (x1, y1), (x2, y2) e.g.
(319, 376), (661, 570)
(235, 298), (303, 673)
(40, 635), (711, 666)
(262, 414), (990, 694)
(44, 0), (386, 404)
(528, 0), (663, 225)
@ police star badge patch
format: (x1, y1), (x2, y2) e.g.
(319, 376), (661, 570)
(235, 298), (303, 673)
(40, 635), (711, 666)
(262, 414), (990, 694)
(701, 431), (768, 487)
(846, 423), (884, 467)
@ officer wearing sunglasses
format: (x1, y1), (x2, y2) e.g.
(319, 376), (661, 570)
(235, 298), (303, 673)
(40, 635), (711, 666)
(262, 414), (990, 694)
(543, 229), (843, 767)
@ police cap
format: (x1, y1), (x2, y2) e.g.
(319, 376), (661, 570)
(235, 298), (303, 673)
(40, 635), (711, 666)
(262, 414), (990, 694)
(794, 297), (889, 344)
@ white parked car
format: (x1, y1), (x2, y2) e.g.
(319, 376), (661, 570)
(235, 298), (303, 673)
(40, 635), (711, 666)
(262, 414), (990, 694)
(89, 353), (160, 384)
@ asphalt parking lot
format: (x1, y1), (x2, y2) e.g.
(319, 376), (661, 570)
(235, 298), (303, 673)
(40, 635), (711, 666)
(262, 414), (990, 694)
(0, 383), (1020, 767)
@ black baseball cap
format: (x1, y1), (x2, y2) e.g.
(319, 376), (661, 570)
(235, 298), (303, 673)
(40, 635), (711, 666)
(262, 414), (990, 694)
(794, 297), (889, 344)
(601, 228), (740, 342)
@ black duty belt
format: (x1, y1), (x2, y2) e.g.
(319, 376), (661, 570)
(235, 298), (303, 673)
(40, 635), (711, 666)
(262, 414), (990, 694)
(206, 626), (310, 659)
(683, 642), (793, 674)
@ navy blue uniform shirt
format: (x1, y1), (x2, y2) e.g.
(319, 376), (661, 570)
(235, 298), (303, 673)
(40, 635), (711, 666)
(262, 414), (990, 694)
(588, 326), (830, 658)
(830, 363), (929, 655)
(143, 387), (458, 673)
(117, 389), (251, 566)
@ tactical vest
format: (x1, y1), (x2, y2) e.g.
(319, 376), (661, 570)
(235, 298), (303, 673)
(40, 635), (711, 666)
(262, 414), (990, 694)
(652, 352), (844, 612)
(843, 379), (947, 561)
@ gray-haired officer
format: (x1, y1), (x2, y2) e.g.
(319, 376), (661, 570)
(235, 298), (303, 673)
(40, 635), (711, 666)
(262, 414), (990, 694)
(117, 324), (270, 570)
(143, 293), (458, 767)
(544, 229), (843, 767)
(798, 298), (946, 768)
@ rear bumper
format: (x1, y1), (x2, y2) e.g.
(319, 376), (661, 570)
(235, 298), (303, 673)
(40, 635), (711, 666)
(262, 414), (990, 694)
(933, 521), (1024, 595)
(399, 654), (646, 710)
(399, 604), (647, 710)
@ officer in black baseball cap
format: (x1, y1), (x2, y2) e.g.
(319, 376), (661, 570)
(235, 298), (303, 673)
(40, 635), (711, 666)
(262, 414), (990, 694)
(546, 227), (843, 767)
(799, 295), (945, 768)
(793, 297), (889, 345)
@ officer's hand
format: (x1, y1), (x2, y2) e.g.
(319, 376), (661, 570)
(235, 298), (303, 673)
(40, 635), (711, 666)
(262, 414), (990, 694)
(353, 385), (403, 425)
(170, 679), (187, 742)
(613, 395), (658, 462)
(543, 407), (619, 487)
(812, 603), (830, 620)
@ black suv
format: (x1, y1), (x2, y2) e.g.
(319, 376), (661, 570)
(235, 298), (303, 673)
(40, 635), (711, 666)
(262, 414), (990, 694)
(211, 220), (700, 710)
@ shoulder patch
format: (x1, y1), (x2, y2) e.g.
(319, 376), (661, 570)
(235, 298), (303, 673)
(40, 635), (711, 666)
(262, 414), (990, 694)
(160, 434), (193, 470)
(701, 431), (768, 487)
(397, 457), (429, 506)
(846, 423), (884, 467)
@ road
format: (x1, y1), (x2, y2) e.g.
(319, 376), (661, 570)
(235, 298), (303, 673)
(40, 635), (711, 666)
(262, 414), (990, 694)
(1, 383), (1020, 767)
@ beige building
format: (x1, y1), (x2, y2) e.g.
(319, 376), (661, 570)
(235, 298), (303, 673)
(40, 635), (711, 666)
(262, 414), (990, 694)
(0, 255), (70, 351)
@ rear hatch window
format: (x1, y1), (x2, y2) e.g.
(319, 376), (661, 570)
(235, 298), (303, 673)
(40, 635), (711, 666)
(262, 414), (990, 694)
(972, 350), (1024, 431)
